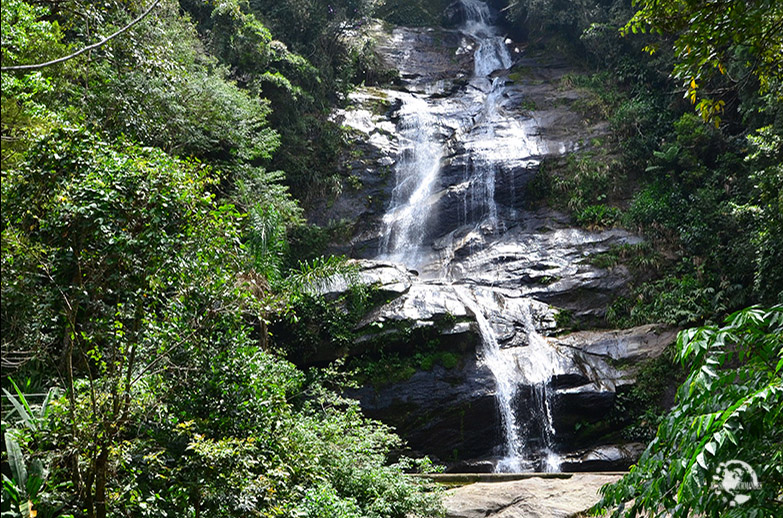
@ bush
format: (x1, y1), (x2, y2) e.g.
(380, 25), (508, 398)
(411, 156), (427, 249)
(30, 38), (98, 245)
(575, 204), (622, 228)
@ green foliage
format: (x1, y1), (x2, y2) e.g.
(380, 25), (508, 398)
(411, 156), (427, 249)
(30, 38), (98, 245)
(515, 0), (782, 324)
(554, 309), (574, 332)
(589, 242), (663, 274)
(352, 352), (419, 387)
(296, 484), (361, 518)
(624, 0), (783, 123)
(2, 384), (53, 518)
(1, 127), (440, 516)
(506, 0), (603, 39)
(618, 120), (777, 318)
(607, 273), (735, 328)
(0, 1), (445, 517)
(180, 0), (389, 202)
(285, 224), (332, 267)
(0, 0), (64, 67)
(596, 305), (783, 516)
(745, 125), (783, 303)
(563, 72), (624, 121)
(535, 146), (623, 216)
(79, 1), (280, 161)
(545, 60), (781, 327)
(376, 0), (449, 27)
(272, 283), (372, 365)
(609, 92), (672, 168)
(0, 0), (65, 165)
(350, 342), (462, 388)
(575, 204), (622, 228)
(2, 379), (57, 434)
(2, 127), (255, 516)
(610, 352), (683, 442)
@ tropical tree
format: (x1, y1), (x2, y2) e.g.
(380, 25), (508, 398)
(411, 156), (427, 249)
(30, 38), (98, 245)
(623, 0), (783, 122)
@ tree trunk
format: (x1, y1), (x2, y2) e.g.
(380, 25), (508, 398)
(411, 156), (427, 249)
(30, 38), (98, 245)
(94, 445), (109, 518)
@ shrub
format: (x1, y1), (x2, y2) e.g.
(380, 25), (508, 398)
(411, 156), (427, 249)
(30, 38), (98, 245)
(575, 204), (622, 228)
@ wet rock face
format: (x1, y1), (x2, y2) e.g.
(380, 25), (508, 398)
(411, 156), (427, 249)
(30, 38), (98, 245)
(374, 26), (472, 91)
(312, 14), (675, 470)
(349, 359), (501, 461)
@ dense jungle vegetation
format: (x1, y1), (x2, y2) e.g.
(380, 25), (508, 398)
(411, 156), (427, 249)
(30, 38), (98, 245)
(1, 0), (781, 517)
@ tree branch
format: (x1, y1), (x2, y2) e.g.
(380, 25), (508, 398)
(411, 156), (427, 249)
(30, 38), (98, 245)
(1, 0), (161, 72)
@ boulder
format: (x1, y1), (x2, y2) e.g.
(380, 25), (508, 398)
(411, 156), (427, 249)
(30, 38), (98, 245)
(559, 443), (647, 472)
(553, 324), (679, 363)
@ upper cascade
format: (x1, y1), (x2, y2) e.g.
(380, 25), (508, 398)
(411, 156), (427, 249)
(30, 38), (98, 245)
(379, 93), (443, 265)
(377, 0), (529, 273)
(462, 0), (513, 77)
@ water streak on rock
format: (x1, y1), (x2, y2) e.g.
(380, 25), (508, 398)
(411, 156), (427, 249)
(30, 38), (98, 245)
(379, 93), (444, 267)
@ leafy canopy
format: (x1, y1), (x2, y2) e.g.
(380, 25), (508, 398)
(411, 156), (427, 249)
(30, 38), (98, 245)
(623, 0), (783, 122)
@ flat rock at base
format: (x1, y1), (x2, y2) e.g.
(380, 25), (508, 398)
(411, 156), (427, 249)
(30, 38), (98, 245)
(442, 473), (621, 518)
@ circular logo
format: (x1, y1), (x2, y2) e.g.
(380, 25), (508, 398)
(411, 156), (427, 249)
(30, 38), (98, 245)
(712, 460), (760, 507)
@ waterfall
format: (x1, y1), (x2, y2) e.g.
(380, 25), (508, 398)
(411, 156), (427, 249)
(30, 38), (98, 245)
(518, 303), (562, 472)
(378, 93), (443, 267)
(468, 76), (506, 231)
(461, 0), (513, 233)
(461, 0), (513, 77)
(375, 0), (561, 472)
(455, 286), (525, 472)
(456, 285), (562, 472)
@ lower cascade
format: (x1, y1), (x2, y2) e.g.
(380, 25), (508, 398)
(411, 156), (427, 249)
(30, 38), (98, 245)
(454, 286), (562, 472)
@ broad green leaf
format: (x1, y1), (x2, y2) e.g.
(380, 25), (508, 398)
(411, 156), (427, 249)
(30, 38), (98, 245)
(4, 435), (28, 495)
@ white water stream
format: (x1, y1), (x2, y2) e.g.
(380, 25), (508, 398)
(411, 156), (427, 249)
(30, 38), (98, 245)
(379, 93), (444, 266)
(377, 0), (561, 472)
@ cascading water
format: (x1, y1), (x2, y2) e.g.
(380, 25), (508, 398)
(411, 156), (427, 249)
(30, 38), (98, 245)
(376, 0), (561, 472)
(378, 93), (443, 267)
(455, 286), (523, 472)
(455, 285), (562, 472)
(455, 286), (525, 472)
(461, 0), (513, 77)
(518, 303), (562, 472)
